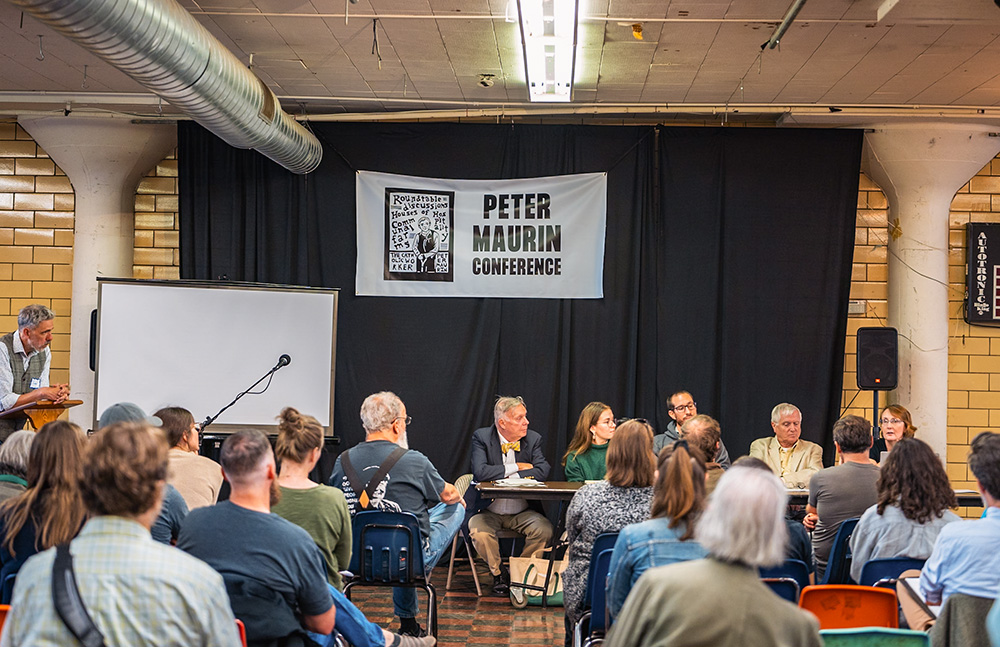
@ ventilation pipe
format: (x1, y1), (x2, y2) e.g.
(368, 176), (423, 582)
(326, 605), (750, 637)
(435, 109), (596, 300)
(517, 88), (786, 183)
(11, 0), (323, 174)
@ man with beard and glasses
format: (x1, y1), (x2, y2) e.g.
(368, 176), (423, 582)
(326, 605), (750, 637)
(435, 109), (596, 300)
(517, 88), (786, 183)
(652, 391), (731, 468)
(329, 391), (463, 638)
(179, 429), (435, 647)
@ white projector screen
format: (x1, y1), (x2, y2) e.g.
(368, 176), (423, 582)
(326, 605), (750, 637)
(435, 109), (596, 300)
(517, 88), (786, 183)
(94, 279), (338, 434)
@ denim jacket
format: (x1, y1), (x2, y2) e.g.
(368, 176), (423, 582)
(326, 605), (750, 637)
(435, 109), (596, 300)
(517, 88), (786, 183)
(606, 517), (708, 620)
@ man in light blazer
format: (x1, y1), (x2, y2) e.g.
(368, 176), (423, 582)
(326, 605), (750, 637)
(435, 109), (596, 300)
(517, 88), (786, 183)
(469, 396), (553, 595)
(748, 402), (824, 488)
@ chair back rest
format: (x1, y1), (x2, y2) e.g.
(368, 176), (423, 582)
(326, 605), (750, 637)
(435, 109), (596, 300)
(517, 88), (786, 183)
(588, 548), (615, 635)
(581, 532), (619, 609)
(800, 584), (898, 629)
(760, 559), (811, 593)
(0, 573), (15, 605)
(454, 474), (474, 497)
(235, 619), (247, 647)
(819, 628), (929, 646)
(820, 517), (860, 585)
(858, 557), (926, 588)
(762, 577), (801, 604)
(349, 510), (426, 583)
(0, 604), (9, 635)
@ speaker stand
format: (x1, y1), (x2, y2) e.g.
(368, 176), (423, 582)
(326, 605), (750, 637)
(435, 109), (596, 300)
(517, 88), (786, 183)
(872, 391), (880, 447)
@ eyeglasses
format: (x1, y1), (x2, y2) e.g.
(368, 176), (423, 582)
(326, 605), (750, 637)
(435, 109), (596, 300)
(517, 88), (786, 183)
(672, 402), (696, 412)
(395, 416), (412, 425)
(880, 418), (903, 426)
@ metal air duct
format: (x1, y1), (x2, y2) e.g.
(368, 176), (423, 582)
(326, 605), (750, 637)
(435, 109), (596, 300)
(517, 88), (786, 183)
(10, 0), (323, 174)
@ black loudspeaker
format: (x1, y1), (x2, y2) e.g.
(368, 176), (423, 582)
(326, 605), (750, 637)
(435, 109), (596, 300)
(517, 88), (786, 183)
(857, 327), (898, 390)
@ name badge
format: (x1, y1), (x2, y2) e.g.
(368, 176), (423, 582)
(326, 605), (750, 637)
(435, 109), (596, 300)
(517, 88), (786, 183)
(30, 378), (41, 389)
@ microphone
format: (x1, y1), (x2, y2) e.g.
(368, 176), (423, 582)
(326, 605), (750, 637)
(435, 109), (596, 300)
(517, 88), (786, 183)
(276, 354), (292, 368)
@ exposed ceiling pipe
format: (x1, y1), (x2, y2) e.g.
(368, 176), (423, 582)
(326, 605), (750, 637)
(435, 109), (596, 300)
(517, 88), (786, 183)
(9, 0), (322, 174)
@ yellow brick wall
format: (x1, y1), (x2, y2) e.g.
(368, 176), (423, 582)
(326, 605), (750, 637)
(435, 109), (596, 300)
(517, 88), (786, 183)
(843, 160), (1000, 518)
(133, 153), (179, 280)
(0, 122), (74, 384)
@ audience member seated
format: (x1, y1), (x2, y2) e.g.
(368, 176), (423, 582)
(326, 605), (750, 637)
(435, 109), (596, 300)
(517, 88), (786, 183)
(0, 430), (33, 502)
(606, 440), (709, 620)
(330, 391), (463, 637)
(272, 406), (352, 591)
(899, 431), (1000, 631)
(156, 406), (223, 509)
(2, 421), (240, 646)
(749, 402), (823, 488)
(98, 402), (188, 544)
(804, 414), (879, 581)
(871, 404), (916, 463)
(180, 429), (436, 647)
(563, 402), (616, 482)
(564, 420), (656, 645)
(677, 415), (724, 492)
(733, 456), (813, 573)
(469, 395), (553, 596)
(849, 437), (959, 583)
(0, 420), (86, 583)
(652, 390), (731, 467)
(604, 465), (822, 647)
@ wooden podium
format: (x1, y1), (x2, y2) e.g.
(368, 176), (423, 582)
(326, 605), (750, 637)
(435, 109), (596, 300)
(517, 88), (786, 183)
(0, 399), (82, 431)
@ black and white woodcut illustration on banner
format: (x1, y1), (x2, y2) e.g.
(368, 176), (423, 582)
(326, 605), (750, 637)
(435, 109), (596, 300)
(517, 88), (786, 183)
(356, 170), (607, 298)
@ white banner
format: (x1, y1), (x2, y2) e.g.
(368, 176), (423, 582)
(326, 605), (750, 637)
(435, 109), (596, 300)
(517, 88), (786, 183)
(356, 171), (606, 298)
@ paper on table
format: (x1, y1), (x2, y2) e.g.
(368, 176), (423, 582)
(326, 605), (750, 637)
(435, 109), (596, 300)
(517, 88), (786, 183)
(495, 477), (545, 487)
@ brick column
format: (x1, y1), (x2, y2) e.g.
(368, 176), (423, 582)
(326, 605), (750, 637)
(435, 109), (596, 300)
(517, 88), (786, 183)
(17, 117), (175, 428)
(863, 123), (1000, 459)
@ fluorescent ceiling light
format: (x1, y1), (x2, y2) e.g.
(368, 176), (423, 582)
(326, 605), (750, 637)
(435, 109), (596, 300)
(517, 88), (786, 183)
(517, 0), (579, 102)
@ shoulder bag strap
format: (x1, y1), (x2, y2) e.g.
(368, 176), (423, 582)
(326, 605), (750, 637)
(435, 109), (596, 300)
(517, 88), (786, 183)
(341, 446), (407, 509)
(52, 543), (106, 647)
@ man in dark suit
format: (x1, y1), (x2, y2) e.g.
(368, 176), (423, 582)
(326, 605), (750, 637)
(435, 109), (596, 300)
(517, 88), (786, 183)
(469, 396), (553, 595)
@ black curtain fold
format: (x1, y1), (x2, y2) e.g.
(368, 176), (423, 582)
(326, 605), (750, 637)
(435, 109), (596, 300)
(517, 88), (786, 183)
(179, 122), (861, 480)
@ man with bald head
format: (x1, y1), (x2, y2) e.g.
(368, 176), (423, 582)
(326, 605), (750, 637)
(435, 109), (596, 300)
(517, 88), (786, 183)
(749, 402), (824, 488)
(652, 390), (730, 468)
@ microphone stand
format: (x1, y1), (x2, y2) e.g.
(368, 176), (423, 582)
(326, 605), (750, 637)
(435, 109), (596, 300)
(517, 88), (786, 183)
(202, 359), (289, 430)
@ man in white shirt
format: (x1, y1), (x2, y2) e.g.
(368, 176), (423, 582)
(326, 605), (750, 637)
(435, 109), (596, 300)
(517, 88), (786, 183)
(0, 304), (69, 440)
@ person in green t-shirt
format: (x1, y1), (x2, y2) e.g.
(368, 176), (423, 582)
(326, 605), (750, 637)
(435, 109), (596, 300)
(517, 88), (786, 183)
(562, 402), (616, 481)
(271, 407), (353, 591)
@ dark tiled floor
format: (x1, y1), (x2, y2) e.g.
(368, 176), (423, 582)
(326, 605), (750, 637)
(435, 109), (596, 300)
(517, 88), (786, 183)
(347, 554), (565, 647)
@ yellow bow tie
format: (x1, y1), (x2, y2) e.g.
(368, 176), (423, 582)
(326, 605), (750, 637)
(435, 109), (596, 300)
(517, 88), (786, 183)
(501, 441), (521, 454)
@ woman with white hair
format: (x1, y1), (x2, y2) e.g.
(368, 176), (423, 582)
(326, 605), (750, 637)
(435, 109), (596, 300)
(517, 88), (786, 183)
(605, 465), (822, 647)
(0, 431), (34, 502)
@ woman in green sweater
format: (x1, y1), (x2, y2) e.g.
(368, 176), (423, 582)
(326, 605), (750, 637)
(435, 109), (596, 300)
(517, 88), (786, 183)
(562, 402), (616, 481)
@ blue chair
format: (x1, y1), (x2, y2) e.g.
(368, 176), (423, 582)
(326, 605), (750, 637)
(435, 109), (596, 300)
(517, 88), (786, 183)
(859, 557), (926, 588)
(820, 628), (929, 646)
(760, 559), (811, 594)
(573, 532), (618, 647)
(762, 577), (801, 603)
(0, 573), (14, 605)
(344, 511), (437, 637)
(819, 517), (860, 585)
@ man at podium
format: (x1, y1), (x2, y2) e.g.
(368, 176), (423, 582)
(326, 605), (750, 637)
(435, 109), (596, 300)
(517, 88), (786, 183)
(0, 304), (70, 441)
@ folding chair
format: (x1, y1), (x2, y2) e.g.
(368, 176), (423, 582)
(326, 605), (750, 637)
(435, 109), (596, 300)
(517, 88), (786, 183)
(800, 584), (899, 629)
(573, 532), (619, 647)
(445, 473), (483, 595)
(344, 511), (438, 637)
(819, 517), (860, 585)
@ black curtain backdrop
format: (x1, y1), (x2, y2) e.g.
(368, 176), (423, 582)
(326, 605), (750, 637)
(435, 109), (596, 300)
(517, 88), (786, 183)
(179, 123), (862, 481)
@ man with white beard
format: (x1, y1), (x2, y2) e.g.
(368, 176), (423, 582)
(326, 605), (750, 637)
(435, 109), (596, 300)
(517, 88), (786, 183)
(329, 391), (463, 638)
